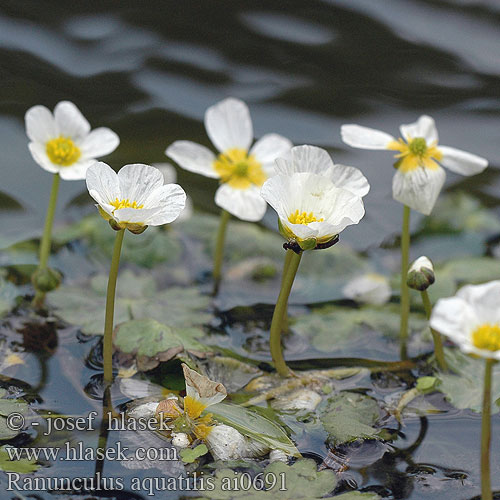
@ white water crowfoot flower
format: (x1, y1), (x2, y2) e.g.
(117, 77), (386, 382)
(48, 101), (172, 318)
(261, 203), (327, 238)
(430, 281), (500, 361)
(341, 115), (488, 215)
(25, 101), (119, 180)
(86, 162), (186, 234)
(430, 281), (500, 499)
(86, 163), (185, 383)
(261, 171), (365, 252)
(166, 97), (292, 221)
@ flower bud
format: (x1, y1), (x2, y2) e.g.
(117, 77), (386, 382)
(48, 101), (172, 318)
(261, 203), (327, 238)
(32, 267), (62, 293)
(407, 256), (435, 291)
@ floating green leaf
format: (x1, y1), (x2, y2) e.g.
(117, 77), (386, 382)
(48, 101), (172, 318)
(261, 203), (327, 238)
(0, 446), (39, 473)
(49, 270), (211, 335)
(436, 348), (500, 413)
(320, 392), (383, 446)
(0, 396), (29, 440)
(203, 459), (337, 499)
(180, 443), (208, 463)
(209, 403), (300, 458)
(114, 319), (209, 371)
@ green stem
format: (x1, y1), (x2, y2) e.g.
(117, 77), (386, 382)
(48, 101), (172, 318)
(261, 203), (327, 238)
(269, 250), (302, 377)
(212, 209), (231, 295)
(421, 290), (447, 371)
(280, 249), (293, 334)
(103, 229), (125, 384)
(399, 205), (411, 360)
(33, 173), (60, 306)
(481, 358), (494, 500)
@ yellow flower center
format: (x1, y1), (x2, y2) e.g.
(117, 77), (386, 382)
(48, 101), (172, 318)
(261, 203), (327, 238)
(213, 148), (266, 190)
(183, 395), (207, 420)
(46, 136), (81, 166)
(472, 323), (500, 352)
(109, 198), (144, 211)
(387, 136), (443, 173)
(288, 209), (324, 225)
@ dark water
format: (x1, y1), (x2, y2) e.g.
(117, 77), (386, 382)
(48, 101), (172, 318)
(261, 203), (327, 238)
(0, 1), (500, 499)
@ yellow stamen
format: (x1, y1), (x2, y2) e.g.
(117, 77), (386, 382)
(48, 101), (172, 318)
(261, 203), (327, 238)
(288, 209), (324, 225)
(46, 136), (81, 166)
(472, 323), (500, 352)
(183, 395), (207, 420)
(387, 136), (442, 173)
(213, 148), (266, 189)
(109, 198), (144, 211)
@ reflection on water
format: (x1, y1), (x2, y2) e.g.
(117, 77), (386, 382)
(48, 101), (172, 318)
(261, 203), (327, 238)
(0, 1), (499, 498)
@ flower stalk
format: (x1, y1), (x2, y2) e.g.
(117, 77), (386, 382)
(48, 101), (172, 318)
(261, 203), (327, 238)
(399, 205), (411, 359)
(280, 249), (294, 333)
(420, 290), (447, 371)
(32, 173), (60, 307)
(481, 358), (494, 500)
(212, 209), (230, 295)
(269, 249), (302, 377)
(103, 229), (125, 384)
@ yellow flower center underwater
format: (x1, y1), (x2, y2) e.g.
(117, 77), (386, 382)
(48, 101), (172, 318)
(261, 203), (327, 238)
(46, 136), (81, 166)
(387, 136), (442, 173)
(213, 148), (266, 190)
(109, 198), (144, 211)
(183, 395), (207, 420)
(472, 323), (500, 352)
(288, 210), (324, 225)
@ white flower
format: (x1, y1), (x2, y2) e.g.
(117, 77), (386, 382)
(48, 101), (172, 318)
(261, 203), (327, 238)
(165, 97), (292, 222)
(261, 168), (365, 251)
(86, 162), (186, 232)
(275, 145), (370, 198)
(25, 101), (119, 180)
(341, 115), (488, 215)
(343, 273), (392, 305)
(430, 281), (500, 360)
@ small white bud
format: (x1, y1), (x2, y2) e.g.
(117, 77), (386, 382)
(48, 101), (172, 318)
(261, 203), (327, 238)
(171, 432), (190, 448)
(407, 256), (435, 291)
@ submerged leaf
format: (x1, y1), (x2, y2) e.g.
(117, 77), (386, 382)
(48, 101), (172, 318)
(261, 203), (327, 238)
(209, 403), (300, 458)
(436, 348), (500, 413)
(0, 396), (29, 439)
(49, 270), (211, 335)
(320, 392), (384, 446)
(203, 459), (337, 499)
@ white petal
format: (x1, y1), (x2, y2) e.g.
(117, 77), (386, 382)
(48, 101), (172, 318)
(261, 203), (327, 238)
(260, 174), (293, 222)
(455, 281), (500, 326)
(409, 256), (434, 274)
(28, 142), (58, 173)
(25, 105), (57, 143)
(328, 164), (370, 197)
(343, 274), (392, 305)
(80, 127), (120, 159)
(117, 164), (164, 205)
(341, 124), (395, 150)
(274, 145), (334, 175)
(54, 101), (90, 139)
(152, 163), (177, 184)
(166, 141), (218, 178)
(430, 296), (475, 346)
(439, 145), (488, 176)
(400, 115), (438, 145)
(392, 166), (446, 215)
(114, 206), (163, 225)
(58, 159), (96, 180)
(249, 134), (292, 165)
(215, 184), (267, 222)
(86, 161), (120, 205)
(322, 188), (365, 234)
(204, 97), (253, 152)
(142, 184), (187, 225)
